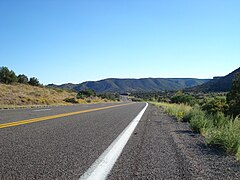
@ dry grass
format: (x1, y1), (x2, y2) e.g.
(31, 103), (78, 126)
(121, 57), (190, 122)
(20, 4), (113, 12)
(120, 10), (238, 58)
(151, 102), (192, 121)
(0, 83), (76, 108)
(152, 101), (240, 160)
(0, 83), (112, 109)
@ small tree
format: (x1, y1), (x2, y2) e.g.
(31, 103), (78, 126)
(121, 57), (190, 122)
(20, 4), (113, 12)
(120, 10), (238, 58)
(171, 91), (197, 106)
(28, 77), (40, 86)
(227, 73), (240, 117)
(0, 66), (17, 84)
(17, 74), (28, 84)
(98, 93), (120, 101)
(201, 96), (228, 115)
(77, 89), (96, 99)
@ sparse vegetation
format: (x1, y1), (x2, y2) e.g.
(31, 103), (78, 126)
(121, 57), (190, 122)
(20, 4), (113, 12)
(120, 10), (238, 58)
(0, 83), (117, 108)
(153, 102), (240, 159)
(0, 67), (120, 108)
(149, 72), (240, 160)
(0, 83), (77, 108)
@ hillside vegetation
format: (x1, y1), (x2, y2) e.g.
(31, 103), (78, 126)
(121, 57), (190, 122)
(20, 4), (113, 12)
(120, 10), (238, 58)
(150, 72), (240, 160)
(153, 102), (240, 160)
(188, 67), (240, 92)
(0, 83), (117, 108)
(48, 78), (209, 93)
(0, 67), (118, 108)
(0, 83), (76, 108)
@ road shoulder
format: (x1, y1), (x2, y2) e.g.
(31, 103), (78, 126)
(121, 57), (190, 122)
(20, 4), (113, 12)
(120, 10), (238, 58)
(108, 104), (240, 179)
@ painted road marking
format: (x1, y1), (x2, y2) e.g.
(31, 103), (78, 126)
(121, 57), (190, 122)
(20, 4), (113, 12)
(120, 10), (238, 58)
(33, 109), (52, 112)
(0, 103), (134, 129)
(79, 103), (148, 180)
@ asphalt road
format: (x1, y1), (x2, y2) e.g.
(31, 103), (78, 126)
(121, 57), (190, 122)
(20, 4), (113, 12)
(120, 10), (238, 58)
(1, 103), (239, 179)
(0, 102), (146, 179)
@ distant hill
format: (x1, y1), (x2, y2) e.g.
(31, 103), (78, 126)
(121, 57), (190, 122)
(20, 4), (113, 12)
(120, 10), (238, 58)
(188, 67), (240, 92)
(48, 78), (209, 94)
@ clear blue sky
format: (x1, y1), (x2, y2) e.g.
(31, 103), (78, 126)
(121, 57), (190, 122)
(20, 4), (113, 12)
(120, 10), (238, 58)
(0, 0), (239, 85)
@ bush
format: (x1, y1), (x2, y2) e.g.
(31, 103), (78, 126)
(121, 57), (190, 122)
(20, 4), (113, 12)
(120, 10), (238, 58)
(182, 104), (199, 122)
(0, 67), (17, 84)
(201, 96), (228, 115)
(63, 98), (78, 104)
(28, 77), (40, 86)
(132, 98), (142, 102)
(189, 108), (208, 133)
(77, 89), (96, 99)
(86, 99), (91, 103)
(171, 91), (197, 106)
(206, 117), (240, 154)
(17, 74), (28, 84)
(98, 93), (120, 101)
(227, 73), (240, 117)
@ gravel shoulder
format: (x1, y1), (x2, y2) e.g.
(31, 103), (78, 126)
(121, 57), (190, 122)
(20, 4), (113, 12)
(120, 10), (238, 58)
(108, 104), (240, 179)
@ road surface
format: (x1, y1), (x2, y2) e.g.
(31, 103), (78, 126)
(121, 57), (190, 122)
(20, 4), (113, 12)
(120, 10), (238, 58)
(0, 103), (240, 179)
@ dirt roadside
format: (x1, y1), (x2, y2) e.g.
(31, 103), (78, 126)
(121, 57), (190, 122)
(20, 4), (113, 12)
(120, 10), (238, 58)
(108, 104), (240, 179)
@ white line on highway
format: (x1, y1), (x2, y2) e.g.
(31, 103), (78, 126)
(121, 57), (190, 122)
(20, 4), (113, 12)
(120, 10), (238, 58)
(79, 103), (148, 180)
(33, 109), (51, 112)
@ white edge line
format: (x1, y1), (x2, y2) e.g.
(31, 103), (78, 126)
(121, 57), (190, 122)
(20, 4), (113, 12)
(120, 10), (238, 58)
(79, 102), (148, 180)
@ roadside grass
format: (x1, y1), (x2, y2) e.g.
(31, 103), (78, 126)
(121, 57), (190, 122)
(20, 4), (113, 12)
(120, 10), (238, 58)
(151, 102), (192, 122)
(152, 102), (240, 160)
(0, 83), (115, 109)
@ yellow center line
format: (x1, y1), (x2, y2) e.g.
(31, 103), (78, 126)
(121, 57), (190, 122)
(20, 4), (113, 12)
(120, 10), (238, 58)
(0, 103), (134, 129)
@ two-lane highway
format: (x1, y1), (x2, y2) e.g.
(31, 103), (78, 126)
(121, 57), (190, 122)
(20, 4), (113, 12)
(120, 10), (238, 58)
(0, 102), (147, 179)
(1, 103), (239, 179)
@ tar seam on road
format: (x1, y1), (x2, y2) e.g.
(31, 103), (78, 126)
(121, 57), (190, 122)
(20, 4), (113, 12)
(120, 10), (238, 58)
(0, 103), (134, 129)
(79, 103), (148, 180)
(33, 109), (52, 112)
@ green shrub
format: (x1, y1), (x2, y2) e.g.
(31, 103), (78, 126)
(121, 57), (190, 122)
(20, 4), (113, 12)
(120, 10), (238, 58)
(0, 67), (17, 84)
(182, 104), (200, 122)
(28, 77), (40, 86)
(131, 98), (142, 102)
(201, 96), (228, 115)
(189, 108), (208, 133)
(17, 74), (28, 84)
(98, 93), (120, 101)
(206, 117), (240, 154)
(209, 112), (230, 128)
(77, 89), (96, 99)
(171, 91), (197, 106)
(227, 73), (240, 117)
